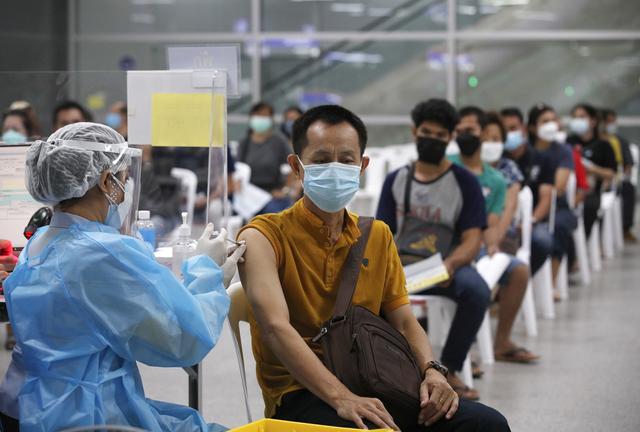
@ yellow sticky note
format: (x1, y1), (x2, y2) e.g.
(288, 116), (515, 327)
(151, 93), (226, 147)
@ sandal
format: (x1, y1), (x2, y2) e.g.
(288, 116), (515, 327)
(451, 384), (480, 401)
(471, 361), (484, 379)
(495, 347), (539, 364)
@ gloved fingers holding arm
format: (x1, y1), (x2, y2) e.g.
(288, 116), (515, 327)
(196, 223), (227, 266)
(222, 242), (247, 287)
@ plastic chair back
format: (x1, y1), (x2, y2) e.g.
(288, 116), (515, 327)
(567, 172), (577, 209)
(234, 162), (252, 186)
(170, 167), (198, 225)
(517, 186), (534, 258)
(227, 282), (253, 423)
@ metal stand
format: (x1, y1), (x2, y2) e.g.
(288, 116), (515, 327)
(184, 364), (202, 409)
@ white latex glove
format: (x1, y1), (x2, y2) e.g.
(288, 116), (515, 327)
(196, 223), (227, 266)
(221, 242), (247, 287)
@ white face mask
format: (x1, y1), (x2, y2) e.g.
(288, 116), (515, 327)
(537, 121), (559, 142)
(480, 141), (504, 163)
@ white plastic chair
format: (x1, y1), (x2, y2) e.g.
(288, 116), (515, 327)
(409, 295), (473, 388)
(227, 282), (253, 423)
(474, 253), (511, 365)
(612, 191), (624, 252)
(233, 161), (252, 186)
(514, 186), (538, 336)
(170, 167), (198, 225)
(589, 219), (603, 272)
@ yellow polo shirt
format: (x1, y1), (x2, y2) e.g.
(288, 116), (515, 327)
(239, 199), (409, 417)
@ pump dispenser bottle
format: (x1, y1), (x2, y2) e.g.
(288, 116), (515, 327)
(171, 212), (197, 278)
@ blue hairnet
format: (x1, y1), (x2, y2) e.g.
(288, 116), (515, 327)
(25, 122), (127, 205)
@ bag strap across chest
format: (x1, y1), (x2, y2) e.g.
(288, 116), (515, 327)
(330, 216), (374, 320)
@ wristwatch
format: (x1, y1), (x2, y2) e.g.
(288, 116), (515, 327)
(423, 360), (448, 378)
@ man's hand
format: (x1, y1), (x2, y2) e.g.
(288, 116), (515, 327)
(418, 369), (459, 427)
(333, 392), (399, 431)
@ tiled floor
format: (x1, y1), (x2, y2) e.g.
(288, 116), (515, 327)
(1, 241), (639, 431)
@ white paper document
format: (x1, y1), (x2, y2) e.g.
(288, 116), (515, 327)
(232, 183), (272, 220)
(403, 253), (450, 293)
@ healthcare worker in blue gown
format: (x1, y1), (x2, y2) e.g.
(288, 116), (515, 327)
(0, 123), (246, 432)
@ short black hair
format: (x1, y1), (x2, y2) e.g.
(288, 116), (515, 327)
(571, 103), (598, 119)
(500, 107), (524, 124)
(411, 98), (459, 133)
(249, 101), (274, 116)
(292, 105), (367, 156)
(2, 109), (34, 137)
(601, 108), (617, 119)
(482, 112), (506, 142)
(527, 103), (555, 128)
(283, 105), (303, 116)
(458, 105), (486, 125)
(52, 100), (92, 125)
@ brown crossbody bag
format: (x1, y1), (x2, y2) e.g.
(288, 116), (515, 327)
(312, 217), (422, 429)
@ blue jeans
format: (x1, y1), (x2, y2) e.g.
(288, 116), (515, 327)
(531, 223), (553, 275)
(420, 265), (491, 372)
(257, 197), (294, 215)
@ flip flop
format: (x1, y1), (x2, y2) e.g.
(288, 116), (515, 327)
(495, 347), (540, 364)
(471, 361), (484, 379)
(451, 384), (480, 401)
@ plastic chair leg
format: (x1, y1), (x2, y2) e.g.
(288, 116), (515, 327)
(461, 356), (474, 388)
(521, 280), (538, 337)
(476, 312), (495, 365)
(602, 207), (616, 259)
(573, 218), (591, 286)
(589, 221), (602, 272)
(556, 256), (569, 301)
(533, 259), (555, 319)
(613, 197), (624, 251)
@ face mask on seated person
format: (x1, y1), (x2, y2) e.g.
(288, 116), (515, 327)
(456, 133), (482, 156)
(249, 116), (273, 133)
(2, 129), (27, 144)
(416, 136), (447, 164)
(537, 121), (559, 142)
(569, 117), (590, 135)
(504, 130), (525, 151)
(481, 141), (504, 163)
(299, 157), (361, 213)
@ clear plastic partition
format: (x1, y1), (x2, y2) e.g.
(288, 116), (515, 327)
(0, 70), (229, 249)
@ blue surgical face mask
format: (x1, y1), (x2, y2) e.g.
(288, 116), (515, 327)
(2, 129), (27, 144)
(104, 174), (133, 230)
(299, 157), (361, 213)
(282, 120), (295, 137)
(504, 130), (525, 151)
(249, 116), (273, 133)
(105, 112), (122, 130)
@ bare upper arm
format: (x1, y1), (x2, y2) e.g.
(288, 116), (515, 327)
(385, 304), (415, 334)
(555, 167), (571, 193)
(237, 228), (290, 329)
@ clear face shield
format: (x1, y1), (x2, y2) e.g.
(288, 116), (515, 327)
(60, 140), (143, 236)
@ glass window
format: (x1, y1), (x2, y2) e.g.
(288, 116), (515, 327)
(262, 0), (447, 32)
(259, 40), (447, 116)
(456, 40), (640, 117)
(456, 0), (640, 31)
(76, 0), (251, 34)
(75, 41), (253, 114)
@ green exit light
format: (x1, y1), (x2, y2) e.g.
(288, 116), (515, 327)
(468, 76), (479, 88)
(564, 85), (575, 97)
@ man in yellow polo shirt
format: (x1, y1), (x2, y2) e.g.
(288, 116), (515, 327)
(238, 105), (509, 431)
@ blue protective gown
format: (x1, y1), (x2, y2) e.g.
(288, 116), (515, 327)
(0, 212), (229, 431)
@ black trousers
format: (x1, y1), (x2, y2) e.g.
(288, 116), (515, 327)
(274, 389), (510, 432)
(583, 191), (601, 239)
